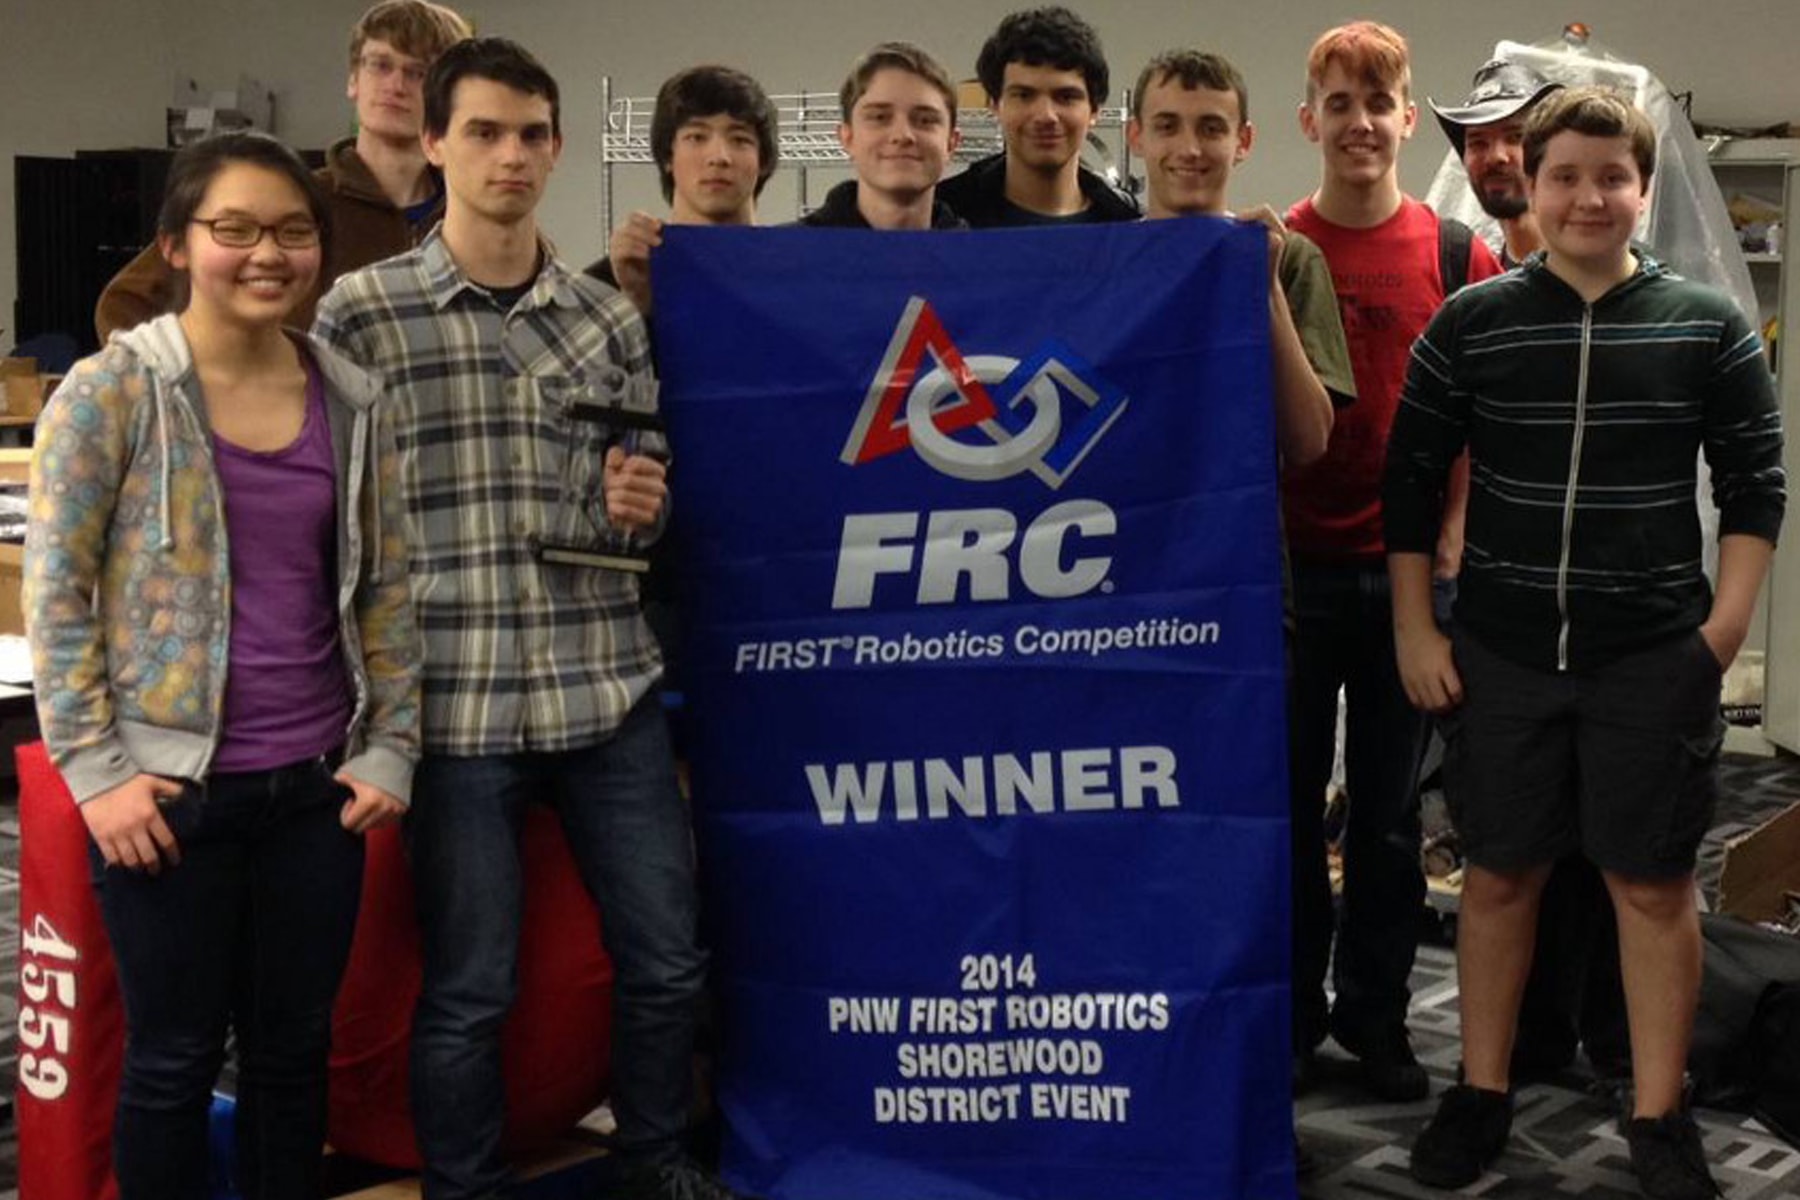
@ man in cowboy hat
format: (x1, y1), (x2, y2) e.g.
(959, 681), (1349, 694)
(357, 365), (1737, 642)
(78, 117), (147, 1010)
(1429, 58), (1562, 265)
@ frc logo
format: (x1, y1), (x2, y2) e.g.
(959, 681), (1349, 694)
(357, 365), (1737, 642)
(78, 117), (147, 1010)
(830, 300), (1126, 610)
(840, 297), (1128, 489)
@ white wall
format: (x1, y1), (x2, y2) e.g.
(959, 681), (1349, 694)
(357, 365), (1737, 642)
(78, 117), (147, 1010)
(6, 0), (1800, 342)
(0, 0), (172, 346)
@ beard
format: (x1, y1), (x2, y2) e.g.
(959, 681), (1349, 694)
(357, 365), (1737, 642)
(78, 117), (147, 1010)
(1476, 177), (1529, 220)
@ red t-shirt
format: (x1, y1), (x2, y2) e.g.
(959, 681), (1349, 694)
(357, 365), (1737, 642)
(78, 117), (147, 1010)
(1282, 196), (1501, 560)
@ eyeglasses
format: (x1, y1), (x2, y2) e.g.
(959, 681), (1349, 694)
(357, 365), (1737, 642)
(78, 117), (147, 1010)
(359, 53), (429, 85)
(190, 217), (322, 249)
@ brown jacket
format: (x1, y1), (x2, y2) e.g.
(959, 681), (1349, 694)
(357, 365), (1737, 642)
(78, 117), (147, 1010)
(94, 137), (443, 340)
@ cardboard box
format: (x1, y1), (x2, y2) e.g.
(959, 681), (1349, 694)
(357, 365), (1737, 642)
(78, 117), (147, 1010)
(0, 449), (31, 485)
(0, 446), (27, 637)
(0, 542), (21, 637)
(1720, 800), (1800, 925)
(1, 358), (38, 418)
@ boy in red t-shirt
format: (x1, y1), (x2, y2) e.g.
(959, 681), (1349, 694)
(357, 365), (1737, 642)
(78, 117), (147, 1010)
(1283, 20), (1501, 1103)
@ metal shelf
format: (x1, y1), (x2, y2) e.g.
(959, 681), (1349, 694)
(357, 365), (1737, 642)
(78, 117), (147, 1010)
(1710, 137), (1800, 753)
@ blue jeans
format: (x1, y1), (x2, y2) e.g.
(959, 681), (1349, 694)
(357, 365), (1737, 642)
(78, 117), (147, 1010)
(91, 752), (364, 1200)
(1288, 560), (1428, 1049)
(407, 696), (705, 1200)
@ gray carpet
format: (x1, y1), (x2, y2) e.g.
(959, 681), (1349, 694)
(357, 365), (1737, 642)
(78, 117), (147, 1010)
(1297, 942), (1800, 1198)
(1297, 751), (1800, 1199)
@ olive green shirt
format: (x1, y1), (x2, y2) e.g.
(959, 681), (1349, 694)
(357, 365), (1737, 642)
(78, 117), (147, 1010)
(1279, 229), (1357, 409)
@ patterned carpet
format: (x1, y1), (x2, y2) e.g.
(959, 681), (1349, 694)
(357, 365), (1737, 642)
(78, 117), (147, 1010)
(1297, 944), (1800, 1199)
(1297, 751), (1800, 1200)
(2, 754), (1797, 1199)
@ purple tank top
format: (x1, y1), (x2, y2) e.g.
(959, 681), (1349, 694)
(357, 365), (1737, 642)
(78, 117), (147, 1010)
(210, 351), (353, 772)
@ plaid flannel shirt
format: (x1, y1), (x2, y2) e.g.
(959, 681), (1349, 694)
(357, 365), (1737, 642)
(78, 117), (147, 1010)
(314, 229), (665, 756)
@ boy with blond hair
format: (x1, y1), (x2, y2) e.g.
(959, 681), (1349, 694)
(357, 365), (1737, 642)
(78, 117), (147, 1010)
(96, 0), (471, 336)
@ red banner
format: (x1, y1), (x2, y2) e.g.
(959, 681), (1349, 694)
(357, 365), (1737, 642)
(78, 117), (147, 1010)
(16, 740), (123, 1200)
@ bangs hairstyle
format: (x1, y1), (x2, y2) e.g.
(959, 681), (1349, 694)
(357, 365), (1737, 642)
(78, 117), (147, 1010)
(156, 132), (330, 311)
(1132, 49), (1248, 124)
(975, 6), (1109, 109)
(424, 37), (561, 139)
(1305, 20), (1410, 102)
(1522, 85), (1657, 183)
(157, 131), (331, 252)
(650, 65), (780, 204)
(839, 42), (958, 126)
(349, 0), (472, 68)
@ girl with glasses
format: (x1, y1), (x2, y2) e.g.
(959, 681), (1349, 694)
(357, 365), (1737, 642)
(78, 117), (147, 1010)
(23, 130), (423, 1199)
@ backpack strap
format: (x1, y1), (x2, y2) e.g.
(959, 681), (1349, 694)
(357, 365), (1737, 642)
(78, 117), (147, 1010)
(1438, 216), (1475, 298)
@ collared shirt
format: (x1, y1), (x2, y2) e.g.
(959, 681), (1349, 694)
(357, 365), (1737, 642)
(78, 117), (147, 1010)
(314, 228), (664, 756)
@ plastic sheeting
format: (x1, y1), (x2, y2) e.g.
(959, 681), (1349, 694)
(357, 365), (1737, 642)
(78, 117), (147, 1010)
(1426, 31), (1757, 323)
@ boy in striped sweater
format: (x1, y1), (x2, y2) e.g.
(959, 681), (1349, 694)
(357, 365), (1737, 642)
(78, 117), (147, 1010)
(1386, 87), (1784, 1199)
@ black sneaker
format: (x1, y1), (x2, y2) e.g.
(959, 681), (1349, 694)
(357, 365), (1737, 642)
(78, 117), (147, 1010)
(1624, 1111), (1721, 1200)
(1410, 1084), (1512, 1188)
(612, 1156), (752, 1200)
(1330, 1016), (1430, 1102)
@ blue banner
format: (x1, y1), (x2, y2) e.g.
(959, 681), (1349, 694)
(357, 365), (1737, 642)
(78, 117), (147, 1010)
(653, 220), (1292, 1200)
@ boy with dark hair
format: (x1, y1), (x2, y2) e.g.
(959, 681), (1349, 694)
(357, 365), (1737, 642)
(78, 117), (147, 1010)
(419, 34), (561, 138)
(801, 42), (967, 230)
(315, 36), (736, 1200)
(1127, 48), (1345, 466)
(937, 6), (1136, 225)
(590, 64), (778, 311)
(1283, 19), (1502, 1104)
(96, 0), (471, 337)
(651, 65), (780, 208)
(1392, 86), (1783, 1200)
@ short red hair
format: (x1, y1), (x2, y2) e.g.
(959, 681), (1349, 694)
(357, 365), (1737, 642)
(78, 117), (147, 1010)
(1305, 20), (1410, 102)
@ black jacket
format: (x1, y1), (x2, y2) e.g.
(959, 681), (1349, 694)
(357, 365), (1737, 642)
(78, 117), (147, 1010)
(583, 255), (619, 289)
(798, 180), (968, 230)
(935, 152), (1139, 227)
(1384, 254), (1785, 671)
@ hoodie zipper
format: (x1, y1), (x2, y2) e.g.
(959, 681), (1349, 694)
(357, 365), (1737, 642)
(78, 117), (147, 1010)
(1554, 302), (1594, 671)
